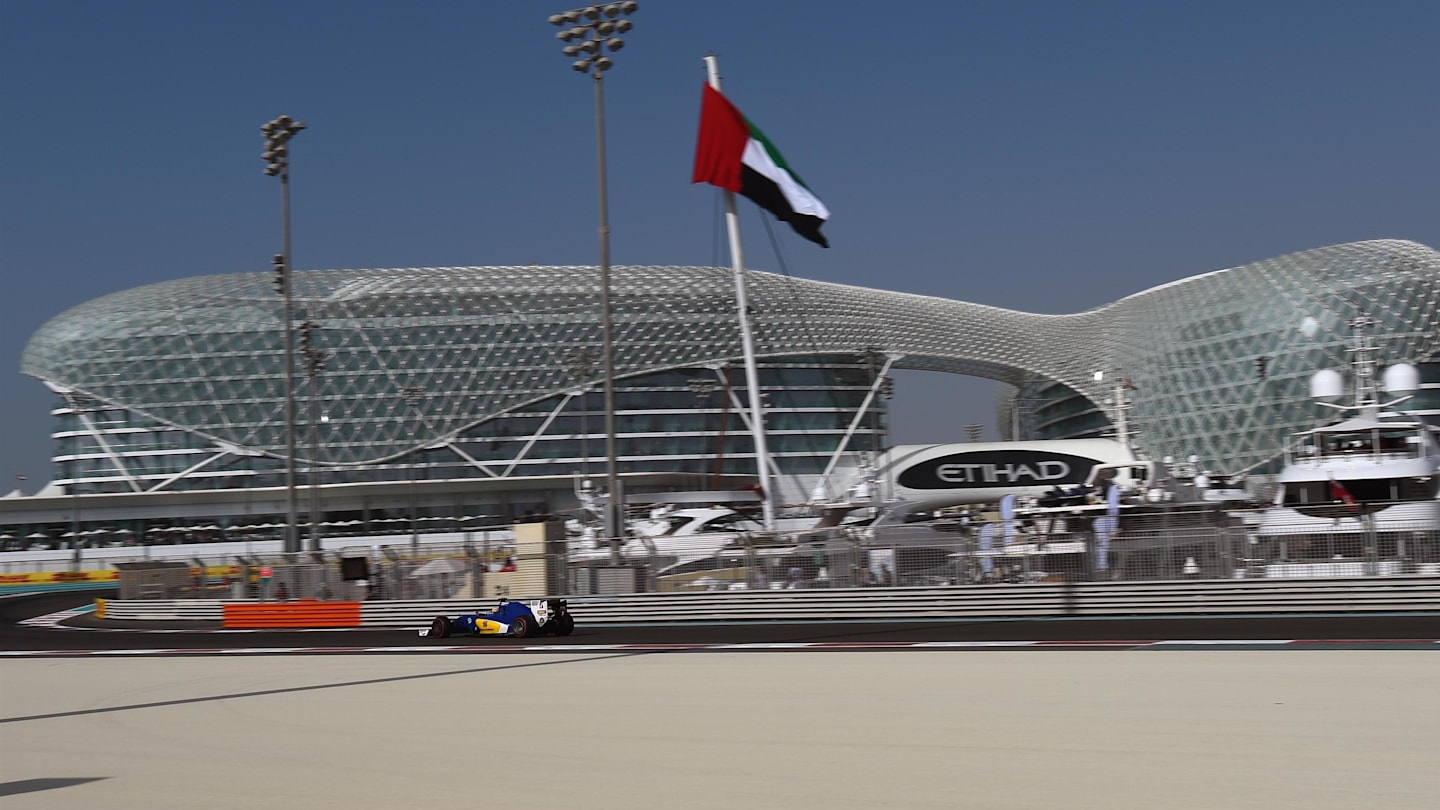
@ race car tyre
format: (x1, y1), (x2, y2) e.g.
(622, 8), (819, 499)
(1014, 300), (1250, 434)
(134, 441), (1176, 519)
(429, 616), (449, 639)
(553, 613), (575, 636)
(510, 615), (532, 639)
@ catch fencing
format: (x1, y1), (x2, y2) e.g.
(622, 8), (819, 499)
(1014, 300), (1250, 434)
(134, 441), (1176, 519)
(850, 502), (1440, 587)
(585, 502), (1440, 594)
(11, 502), (1440, 601)
(94, 576), (1440, 625)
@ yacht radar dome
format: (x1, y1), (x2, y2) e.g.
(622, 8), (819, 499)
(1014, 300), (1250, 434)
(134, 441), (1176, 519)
(1309, 369), (1344, 403)
(1382, 363), (1420, 396)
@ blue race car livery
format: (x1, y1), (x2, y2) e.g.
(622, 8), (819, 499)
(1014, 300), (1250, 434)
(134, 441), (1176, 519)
(423, 598), (574, 639)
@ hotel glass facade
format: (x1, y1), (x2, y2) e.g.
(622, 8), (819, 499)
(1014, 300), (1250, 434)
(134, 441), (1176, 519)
(21, 239), (1440, 502)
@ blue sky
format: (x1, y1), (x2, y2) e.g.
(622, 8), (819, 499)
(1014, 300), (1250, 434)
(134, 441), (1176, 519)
(3, 1), (1437, 491)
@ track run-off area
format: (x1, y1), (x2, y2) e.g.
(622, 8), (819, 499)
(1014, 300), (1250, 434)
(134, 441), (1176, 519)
(3, 590), (1439, 810)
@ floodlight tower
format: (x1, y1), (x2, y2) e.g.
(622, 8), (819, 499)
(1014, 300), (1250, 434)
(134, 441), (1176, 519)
(299, 319), (329, 552)
(548, 2), (638, 547)
(261, 114), (306, 554)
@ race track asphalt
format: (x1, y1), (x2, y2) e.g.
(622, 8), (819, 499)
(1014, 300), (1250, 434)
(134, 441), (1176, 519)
(7, 591), (1438, 810)
(3, 589), (1438, 653)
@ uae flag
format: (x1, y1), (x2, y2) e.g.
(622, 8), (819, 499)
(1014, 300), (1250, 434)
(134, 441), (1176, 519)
(692, 84), (830, 248)
(1329, 476), (1359, 512)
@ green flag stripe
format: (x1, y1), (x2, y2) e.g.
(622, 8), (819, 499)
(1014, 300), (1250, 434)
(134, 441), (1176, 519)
(746, 119), (814, 192)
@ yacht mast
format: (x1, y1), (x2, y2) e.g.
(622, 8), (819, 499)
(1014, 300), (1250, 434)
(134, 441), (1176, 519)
(1346, 315), (1381, 412)
(703, 54), (776, 531)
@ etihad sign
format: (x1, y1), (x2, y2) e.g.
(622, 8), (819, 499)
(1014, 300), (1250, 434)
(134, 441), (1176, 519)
(897, 450), (1099, 490)
(934, 460), (1073, 484)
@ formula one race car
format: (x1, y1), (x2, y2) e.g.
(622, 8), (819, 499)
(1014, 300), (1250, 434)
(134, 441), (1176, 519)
(422, 598), (575, 639)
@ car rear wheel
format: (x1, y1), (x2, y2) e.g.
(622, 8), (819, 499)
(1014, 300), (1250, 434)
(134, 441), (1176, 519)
(553, 613), (575, 636)
(510, 615), (532, 639)
(429, 616), (449, 639)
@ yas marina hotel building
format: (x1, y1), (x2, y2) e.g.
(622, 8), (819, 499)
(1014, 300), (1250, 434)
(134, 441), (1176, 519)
(5, 239), (1438, 542)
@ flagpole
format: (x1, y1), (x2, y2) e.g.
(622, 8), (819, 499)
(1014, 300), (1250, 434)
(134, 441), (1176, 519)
(703, 54), (775, 532)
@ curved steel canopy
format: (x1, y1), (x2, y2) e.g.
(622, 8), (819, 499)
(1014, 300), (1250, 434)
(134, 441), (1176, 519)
(22, 239), (1440, 475)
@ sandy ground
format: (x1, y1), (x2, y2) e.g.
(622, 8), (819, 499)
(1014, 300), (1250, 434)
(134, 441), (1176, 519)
(2, 650), (1437, 809)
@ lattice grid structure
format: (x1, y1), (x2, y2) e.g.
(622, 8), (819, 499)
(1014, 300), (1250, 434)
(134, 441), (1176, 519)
(21, 239), (1439, 491)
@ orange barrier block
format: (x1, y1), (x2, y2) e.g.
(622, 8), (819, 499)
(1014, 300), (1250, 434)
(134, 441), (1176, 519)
(222, 600), (361, 628)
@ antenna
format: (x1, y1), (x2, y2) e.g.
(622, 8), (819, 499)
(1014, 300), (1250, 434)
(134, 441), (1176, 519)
(1346, 316), (1381, 408)
(1311, 315), (1419, 414)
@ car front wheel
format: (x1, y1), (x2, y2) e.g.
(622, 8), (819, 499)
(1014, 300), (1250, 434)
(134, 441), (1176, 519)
(429, 616), (449, 639)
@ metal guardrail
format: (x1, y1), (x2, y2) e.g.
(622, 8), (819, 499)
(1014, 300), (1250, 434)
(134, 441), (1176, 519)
(99, 600), (223, 622)
(96, 576), (1440, 626)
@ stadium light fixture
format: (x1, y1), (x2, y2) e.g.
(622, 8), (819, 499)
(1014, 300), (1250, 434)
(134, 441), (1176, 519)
(548, 3), (638, 549)
(261, 113), (305, 554)
(402, 385), (426, 558)
(299, 319), (329, 552)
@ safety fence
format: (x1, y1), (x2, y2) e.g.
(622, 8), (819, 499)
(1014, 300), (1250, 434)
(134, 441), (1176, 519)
(94, 576), (1440, 627)
(11, 502), (1440, 599)
(855, 503), (1440, 587)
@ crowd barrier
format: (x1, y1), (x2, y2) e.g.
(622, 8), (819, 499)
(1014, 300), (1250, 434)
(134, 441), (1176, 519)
(93, 576), (1440, 629)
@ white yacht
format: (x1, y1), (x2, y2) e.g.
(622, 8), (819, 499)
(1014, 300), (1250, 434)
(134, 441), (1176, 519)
(1257, 411), (1440, 538)
(1256, 318), (1439, 564)
(567, 504), (786, 569)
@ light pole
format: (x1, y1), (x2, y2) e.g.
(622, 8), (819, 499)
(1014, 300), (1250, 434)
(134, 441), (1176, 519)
(299, 319), (329, 552)
(564, 347), (598, 479)
(401, 385), (426, 558)
(62, 392), (84, 570)
(549, 2), (638, 548)
(262, 114), (306, 554)
(1092, 370), (1136, 456)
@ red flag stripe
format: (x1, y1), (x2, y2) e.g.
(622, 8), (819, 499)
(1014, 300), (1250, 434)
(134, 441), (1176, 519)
(691, 84), (750, 192)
